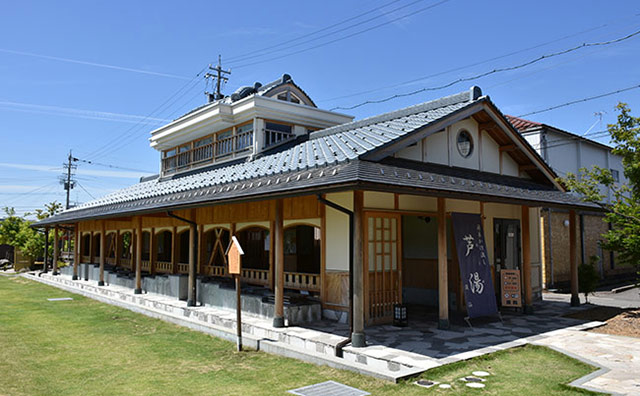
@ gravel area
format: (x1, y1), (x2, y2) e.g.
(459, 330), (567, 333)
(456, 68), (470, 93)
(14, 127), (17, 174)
(565, 306), (640, 338)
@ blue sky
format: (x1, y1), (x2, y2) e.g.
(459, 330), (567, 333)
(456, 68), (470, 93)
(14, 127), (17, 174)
(1, 0), (639, 217)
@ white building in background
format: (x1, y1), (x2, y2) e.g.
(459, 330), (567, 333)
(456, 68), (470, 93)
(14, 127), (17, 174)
(507, 116), (632, 287)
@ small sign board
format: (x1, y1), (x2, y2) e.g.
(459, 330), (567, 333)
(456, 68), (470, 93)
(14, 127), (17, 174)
(500, 269), (522, 307)
(225, 236), (244, 275)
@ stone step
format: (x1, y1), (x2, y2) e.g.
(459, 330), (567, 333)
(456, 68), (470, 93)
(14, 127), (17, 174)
(27, 272), (430, 381)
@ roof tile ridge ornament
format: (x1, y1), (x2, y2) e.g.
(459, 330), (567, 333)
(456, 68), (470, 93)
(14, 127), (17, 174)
(309, 86), (483, 140)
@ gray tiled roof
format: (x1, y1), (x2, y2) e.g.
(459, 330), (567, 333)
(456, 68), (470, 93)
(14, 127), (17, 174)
(36, 88), (596, 226)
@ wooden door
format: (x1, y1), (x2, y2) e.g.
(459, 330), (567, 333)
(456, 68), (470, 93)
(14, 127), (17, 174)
(364, 212), (402, 325)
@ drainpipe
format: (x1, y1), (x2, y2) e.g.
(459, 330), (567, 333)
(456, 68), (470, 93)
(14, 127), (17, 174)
(167, 211), (198, 306)
(316, 194), (353, 358)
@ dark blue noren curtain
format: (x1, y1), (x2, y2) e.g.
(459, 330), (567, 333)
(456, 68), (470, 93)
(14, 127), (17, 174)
(451, 212), (498, 319)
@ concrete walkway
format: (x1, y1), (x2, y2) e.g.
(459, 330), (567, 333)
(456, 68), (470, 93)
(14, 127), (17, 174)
(23, 271), (635, 393)
(534, 331), (640, 395)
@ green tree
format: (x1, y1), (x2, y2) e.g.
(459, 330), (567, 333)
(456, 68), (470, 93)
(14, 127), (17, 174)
(562, 103), (640, 275)
(0, 202), (63, 263)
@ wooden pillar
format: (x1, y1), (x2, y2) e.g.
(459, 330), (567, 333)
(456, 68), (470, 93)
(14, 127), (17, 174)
(73, 225), (80, 280)
(569, 210), (580, 306)
(197, 225), (203, 275)
(89, 231), (94, 265)
(437, 197), (449, 329)
(521, 206), (533, 313)
(352, 190), (366, 347)
(187, 222), (197, 306)
(86, 231), (92, 280)
(53, 225), (60, 275)
(273, 199), (285, 328)
(150, 228), (156, 274)
(98, 221), (105, 286)
(171, 226), (177, 274)
(135, 216), (143, 294)
(115, 230), (120, 267)
(43, 227), (49, 273)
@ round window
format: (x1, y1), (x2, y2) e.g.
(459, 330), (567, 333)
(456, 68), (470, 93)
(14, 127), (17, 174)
(456, 130), (474, 158)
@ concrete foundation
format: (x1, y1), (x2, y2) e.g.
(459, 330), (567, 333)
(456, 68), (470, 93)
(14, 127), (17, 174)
(197, 277), (321, 325)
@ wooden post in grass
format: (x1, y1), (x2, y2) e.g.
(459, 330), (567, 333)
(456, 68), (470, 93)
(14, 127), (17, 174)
(226, 236), (244, 352)
(53, 225), (59, 275)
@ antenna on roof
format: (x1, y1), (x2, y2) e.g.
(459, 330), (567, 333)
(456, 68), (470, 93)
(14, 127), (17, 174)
(205, 55), (231, 102)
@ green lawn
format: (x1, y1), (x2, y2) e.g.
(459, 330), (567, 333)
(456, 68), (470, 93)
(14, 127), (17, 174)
(0, 275), (603, 396)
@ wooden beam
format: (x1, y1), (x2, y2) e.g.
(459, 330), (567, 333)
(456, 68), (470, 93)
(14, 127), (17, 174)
(519, 164), (538, 172)
(150, 228), (155, 274)
(187, 221), (197, 307)
(352, 190), (366, 347)
(521, 206), (533, 313)
(437, 197), (449, 329)
(99, 221), (105, 286)
(135, 216), (142, 294)
(73, 224), (80, 280)
(273, 199), (285, 328)
(499, 144), (517, 152)
(53, 225), (59, 275)
(569, 210), (579, 306)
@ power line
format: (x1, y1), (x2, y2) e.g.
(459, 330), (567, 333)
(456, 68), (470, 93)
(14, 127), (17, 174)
(0, 99), (171, 124)
(318, 16), (636, 103)
(227, 0), (427, 65)
(83, 67), (207, 160)
(74, 157), (154, 174)
(0, 48), (191, 80)
(75, 181), (96, 200)
(231, 0), (451, 70)
(331, 27), (640, 110)
(90, 77), (205, 161)
(225, 0), (405, 62)
(517, 83), (640, 118)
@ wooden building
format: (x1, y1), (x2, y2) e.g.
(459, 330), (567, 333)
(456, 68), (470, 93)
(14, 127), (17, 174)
(37, 76), (596, 347)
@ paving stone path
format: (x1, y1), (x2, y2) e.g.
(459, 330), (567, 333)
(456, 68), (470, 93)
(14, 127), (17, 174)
(534, 330), (640, 396)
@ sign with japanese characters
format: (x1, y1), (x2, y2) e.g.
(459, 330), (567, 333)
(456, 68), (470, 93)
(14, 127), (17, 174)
(451, 212), (498, 319)
(500, 269), (522, 307)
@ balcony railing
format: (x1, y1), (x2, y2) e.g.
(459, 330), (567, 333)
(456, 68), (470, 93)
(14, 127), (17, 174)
(120, 257), (132, 269)
(163, 129), (253, 174)
(202, 265), (226, 277)
(141, 260), (151, 272)
(177, 263), (189, 274)
(241, 268), (270, 286)
(284, 272), (320, 292)
(156, 261), (173, 274)
(264, 128), (294, 148)
(106, 257), (116, 266)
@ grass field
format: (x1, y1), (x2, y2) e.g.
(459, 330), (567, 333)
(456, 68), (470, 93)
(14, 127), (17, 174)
(0, 275), (603, 395)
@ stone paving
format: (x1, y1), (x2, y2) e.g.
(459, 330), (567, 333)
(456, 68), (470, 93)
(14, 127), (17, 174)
(534, 330), (640, 396)
(307, 302), (593, 359)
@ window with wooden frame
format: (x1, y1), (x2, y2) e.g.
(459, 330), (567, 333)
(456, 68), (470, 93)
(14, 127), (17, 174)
(161, 121), (255, 175)
(264, 120), (294, 148)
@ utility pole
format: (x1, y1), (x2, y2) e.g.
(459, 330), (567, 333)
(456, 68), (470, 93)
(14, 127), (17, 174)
(205, 55), (231, 102)
(60, 150), (78, 210)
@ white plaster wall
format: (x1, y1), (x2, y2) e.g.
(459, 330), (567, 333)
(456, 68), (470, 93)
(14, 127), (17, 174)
(502, 153), (520, 177)
(325, 191), (353, 271)
(481, 131), (500, 174)
(394, 141), (422, 161)
(424, 130), (448, 165)
(546, 131), (579, 176)
(449, 118), (480, 170)
(363, 191), (395, 209)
